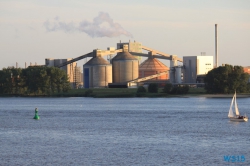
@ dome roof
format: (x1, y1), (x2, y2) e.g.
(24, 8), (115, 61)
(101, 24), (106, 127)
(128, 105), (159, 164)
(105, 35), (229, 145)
(112, 52), (138, 61)
(84, 56), (110, 66)
(139, 58), (169, 71)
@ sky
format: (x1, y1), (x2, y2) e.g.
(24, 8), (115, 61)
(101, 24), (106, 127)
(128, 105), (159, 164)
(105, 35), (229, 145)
(1, 0), (250, 69)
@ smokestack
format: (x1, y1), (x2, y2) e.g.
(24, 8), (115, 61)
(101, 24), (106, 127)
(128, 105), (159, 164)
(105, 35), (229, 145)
(215, 24), (218, 67)
(16, 62), (18, 68)
(25, 62), (27, 68)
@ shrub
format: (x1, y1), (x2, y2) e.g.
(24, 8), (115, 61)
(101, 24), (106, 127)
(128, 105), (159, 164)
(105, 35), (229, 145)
(148, 83), (158, 93)
(137, 86), (146, 93)
(162, 83), (172, 94)
(170, 85), (189, 94)
(85, 89), (93, 96)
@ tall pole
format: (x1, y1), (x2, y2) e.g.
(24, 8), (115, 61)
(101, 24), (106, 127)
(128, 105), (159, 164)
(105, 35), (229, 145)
(215, 24), (218, 67)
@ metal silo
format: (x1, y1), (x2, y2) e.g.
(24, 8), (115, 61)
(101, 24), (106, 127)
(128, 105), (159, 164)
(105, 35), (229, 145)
(112, 51), (139, 83)
(139, 58), (169, 80)
(83, 56), (112, 88)
(175, 66), (182, 83)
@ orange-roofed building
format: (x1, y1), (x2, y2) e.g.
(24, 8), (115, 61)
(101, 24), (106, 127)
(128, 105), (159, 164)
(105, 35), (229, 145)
(139, 58), (169, 80)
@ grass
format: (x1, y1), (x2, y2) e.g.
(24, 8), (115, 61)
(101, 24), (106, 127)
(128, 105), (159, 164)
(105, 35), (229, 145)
(53, 87), (198, 98)
(6, 87), (248, 98)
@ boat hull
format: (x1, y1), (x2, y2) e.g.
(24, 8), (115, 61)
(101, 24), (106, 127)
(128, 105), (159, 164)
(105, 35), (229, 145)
(229, 117), (248, 122)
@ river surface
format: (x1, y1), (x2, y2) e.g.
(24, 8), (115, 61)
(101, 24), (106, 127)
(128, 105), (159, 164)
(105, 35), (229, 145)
(0, 97), (249, 166)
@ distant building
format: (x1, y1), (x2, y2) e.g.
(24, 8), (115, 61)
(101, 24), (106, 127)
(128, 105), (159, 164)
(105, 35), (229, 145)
(183, 56), (213, 83)
(243, 66), (250, 82)
(45, 58), (83, 88)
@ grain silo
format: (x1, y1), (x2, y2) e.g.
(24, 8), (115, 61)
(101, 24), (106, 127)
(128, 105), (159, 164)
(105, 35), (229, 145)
(83, 56), (112, 88)
(112, 51), (139, 83)
(139, 58), (169, 80)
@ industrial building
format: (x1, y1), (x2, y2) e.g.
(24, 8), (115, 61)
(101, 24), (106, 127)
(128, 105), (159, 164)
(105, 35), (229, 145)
(183, 56), (213, 83)
(43, 41), (218, 89)
(45, 58), (83, 88)
(47, 40), (218, 88)
(10, 24), (229, 89)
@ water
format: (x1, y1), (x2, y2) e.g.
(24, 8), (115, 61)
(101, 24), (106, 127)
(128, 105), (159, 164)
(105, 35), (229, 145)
(0, 97), (249, 166)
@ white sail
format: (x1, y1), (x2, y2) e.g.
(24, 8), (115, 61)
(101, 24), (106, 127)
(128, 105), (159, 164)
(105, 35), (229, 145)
(228, 93), (235, 117)
(234, 92), (240, 116)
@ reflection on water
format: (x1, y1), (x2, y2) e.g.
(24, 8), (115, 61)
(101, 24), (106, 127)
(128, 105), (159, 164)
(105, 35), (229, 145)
(0, 97), (250, 166)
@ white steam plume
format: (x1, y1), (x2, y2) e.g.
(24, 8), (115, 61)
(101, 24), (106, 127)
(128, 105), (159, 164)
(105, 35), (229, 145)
(44, 12), (133, 38)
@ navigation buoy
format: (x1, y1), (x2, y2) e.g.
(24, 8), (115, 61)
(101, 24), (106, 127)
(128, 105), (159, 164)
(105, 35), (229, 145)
(33, 108), (40, 120)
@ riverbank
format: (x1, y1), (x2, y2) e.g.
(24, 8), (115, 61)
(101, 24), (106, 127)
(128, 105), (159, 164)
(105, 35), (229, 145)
(185, 94), (250, 98)
(1, 88), (250, 98)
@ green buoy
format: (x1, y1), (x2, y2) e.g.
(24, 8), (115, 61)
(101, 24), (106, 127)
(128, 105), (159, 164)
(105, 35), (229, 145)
(33, 108), (40, 120)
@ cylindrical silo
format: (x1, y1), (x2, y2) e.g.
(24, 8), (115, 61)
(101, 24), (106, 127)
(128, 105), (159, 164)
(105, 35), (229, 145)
(83, 56), (112, 88)
(139, 58), (169, 80)
(175, 67), (182, 83)
(112, 51), (139, 83)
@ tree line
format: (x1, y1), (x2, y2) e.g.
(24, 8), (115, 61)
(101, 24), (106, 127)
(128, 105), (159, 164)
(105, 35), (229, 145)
(204, 64), (250, 93)
(0, 66), (71, 96)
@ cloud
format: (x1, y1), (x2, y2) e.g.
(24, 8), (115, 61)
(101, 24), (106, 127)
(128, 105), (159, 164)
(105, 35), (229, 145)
(44, 12), (133, 38)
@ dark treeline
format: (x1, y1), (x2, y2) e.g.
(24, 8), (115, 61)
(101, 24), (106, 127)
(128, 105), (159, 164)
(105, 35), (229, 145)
(0, 66), (71, 96)
(204, 64), (250, 93)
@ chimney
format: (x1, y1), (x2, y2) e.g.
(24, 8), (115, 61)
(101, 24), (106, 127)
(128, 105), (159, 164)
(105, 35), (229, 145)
(215, 24), (218, 67)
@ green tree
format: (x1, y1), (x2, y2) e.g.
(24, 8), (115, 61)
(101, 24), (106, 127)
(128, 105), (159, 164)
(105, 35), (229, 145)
(204, 64), (249, 93)
(0, 66), (71, 95)
(148, 83), (158, 93)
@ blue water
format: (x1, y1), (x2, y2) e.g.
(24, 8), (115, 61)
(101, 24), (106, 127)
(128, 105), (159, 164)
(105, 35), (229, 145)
(0, 97), (249, 166)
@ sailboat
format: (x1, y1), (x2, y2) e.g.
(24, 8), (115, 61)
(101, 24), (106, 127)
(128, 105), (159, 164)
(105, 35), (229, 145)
(228, 92), (248, 122)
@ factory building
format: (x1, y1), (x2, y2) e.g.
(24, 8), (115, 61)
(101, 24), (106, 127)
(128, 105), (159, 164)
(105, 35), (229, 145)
(74, 66), (83, 88)
(45, 58), (83, 88)
(183, 56), (213, 83)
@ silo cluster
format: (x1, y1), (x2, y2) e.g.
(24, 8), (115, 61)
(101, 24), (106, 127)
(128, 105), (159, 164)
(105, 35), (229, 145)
(83, 44), (171, 88)
(83, 51), (139, 88)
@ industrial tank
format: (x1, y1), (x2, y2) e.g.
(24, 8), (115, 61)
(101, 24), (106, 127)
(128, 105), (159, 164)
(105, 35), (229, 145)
(83, 56), (112, 88)
(175, 67), (182, 83)
(139, 58), (169, 80)
(112, 51), (139, 83)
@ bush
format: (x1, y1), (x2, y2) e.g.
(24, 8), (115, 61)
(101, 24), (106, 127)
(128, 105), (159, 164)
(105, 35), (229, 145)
(137, 86), (146, 93)
(170, 85), (189, 94)
(148, 83), (158, 93)
(85, 89), (93, 97)
(162, 83), (172, 94)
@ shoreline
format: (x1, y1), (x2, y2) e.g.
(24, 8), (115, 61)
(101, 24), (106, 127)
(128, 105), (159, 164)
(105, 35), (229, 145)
(1, 94), (250, 98)
(184, 94), (250, 98)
